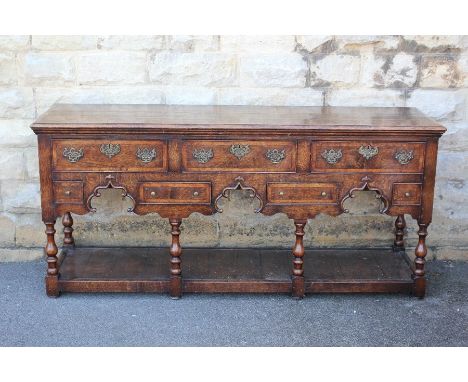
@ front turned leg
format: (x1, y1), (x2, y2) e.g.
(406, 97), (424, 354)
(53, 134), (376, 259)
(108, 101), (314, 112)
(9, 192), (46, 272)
(413, 223), (429, 298)
(62, 212), (75, 247)
(393, 214), (406, 251)
(44, 221), (60, 297)
(169, 218), (182, 299)
(292, 220), (307, 299)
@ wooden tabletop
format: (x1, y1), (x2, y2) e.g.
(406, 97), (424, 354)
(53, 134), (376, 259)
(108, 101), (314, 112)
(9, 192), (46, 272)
(31, 104), (446, 135)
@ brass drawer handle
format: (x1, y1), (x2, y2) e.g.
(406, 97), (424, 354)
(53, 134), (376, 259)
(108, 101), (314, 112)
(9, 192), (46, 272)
(321, 191), (327, 197)
(358, 145), (379, 160)
(193, 191), (199, 197)
(229, 144), (250, 160)
(193, 148), (213, 164)
(136, 147), (157, 163)
(279, 191), (285, 196)
(405, 192), (411, 197)
(395, 150), (414, 165)
(321, 149), (342, 164)
(150, 191), (156, 197)
(266, 149), (285, 164)
(64, 190), (72, 196)
(63, 147), (84, 163)
(100, 143), (121, 159)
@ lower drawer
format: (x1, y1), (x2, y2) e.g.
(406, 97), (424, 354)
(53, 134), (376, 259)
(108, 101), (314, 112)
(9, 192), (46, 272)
(392, 183), (422, 205)
(53, 181), (84, 204)
(267, 182), (338, 204)
(139, 182), (211, 204)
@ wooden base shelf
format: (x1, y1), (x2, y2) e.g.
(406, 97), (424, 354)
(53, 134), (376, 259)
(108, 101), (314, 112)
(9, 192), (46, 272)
(56, 247), (414, 296)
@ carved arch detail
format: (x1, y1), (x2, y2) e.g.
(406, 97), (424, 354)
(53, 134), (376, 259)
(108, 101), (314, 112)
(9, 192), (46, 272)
(214, 176), (263, 213)
(340, 176), (389, 214)
(86, 175), (136, 213)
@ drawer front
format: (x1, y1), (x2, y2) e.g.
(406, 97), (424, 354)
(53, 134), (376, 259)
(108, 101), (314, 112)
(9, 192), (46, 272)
(53, 181), (83, 204)
(181, 140), (296, 172)
(267, 183), (338, 204)
(392, 183), (422, 205)
(53, 140), (167, 172)
(139, 182), (211, 204)
(312, 141), (425, 173)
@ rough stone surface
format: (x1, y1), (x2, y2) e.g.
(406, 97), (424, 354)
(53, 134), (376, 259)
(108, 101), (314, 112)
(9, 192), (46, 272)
(0, 52), (17, 86)
(240, 54), (306, 87)
(32, 35), (98, 50)
(310, 54), (361, 87)
(149, 52), (237, 86)
(0, 35), (467, 262)
(0, 88), (34, 118)
(20, 52), (75, 86)
(77, 52), (147, 85)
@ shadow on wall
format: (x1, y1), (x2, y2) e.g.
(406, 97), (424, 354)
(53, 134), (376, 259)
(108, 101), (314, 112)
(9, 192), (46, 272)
(67, 188), (416, 249)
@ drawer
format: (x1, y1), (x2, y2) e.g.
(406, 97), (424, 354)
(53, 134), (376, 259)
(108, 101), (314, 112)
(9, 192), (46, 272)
(53, 181), (83, 204)
(139, 182), (211, 204)
(181, 140), (296, 172)
(311, 141), (425, 173)
(392, 183), (422, 205)
(267, 183), (338, 204)
(52, 139), (167, 172)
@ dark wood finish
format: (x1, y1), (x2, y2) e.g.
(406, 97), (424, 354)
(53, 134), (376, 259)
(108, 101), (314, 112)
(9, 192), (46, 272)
(393, 214), (406, 250)
(31, 104), (445, 298)
(56, 247), (413, 294)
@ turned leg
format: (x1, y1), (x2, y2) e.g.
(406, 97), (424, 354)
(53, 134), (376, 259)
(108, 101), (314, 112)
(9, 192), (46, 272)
(393, 214), (406, 251)
(292, 219), (307, 299)
(413, 222), (429, 298)
(44, 221), (60, 297)
(169, 218), (182, 299)
(62, 212), (75, 247)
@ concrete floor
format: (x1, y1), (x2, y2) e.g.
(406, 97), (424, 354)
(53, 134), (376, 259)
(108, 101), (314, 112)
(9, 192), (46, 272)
(0, 259), (466, 346)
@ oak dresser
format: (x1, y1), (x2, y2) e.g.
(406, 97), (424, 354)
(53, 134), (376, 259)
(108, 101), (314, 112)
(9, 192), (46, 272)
(31, 104), (446, 299)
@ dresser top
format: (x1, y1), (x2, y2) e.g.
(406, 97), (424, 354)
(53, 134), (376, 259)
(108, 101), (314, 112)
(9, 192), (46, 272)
(31, 104), (446, 136)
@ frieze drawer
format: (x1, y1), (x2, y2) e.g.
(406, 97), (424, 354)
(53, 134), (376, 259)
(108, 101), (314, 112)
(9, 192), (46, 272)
(53, 181), (83, 204)
(139, 182), (211, 204)
(392, 183), (422, 205)
(311, 141), (425, 173)
(267, 182), (338, 204)
(52, 139), (168, 172)
(181, 140), (296, 173)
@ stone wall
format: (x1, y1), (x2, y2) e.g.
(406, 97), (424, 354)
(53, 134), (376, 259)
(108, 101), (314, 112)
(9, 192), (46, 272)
(0, 35), (467, 261)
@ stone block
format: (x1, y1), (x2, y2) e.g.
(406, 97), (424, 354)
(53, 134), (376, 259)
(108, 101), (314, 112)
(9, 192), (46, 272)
(326, 88), (405, 107)
(149, 52), (237, 86)
(0, 119), (36, 147)
(0, 148), (27, 180)
(31, 35), (98, 50)
(335, 35), (400, 53)
(24, 147), (39, 180)
(240, 53), (306, 87)
(166, 35), (219, 52)
(0, 52), (17, 86)
(77, 52), (147, 85)
(0, 248), (43, 262)
(14, 213), (43, 247)
(0, 88), (34, 119)
(221, 35), (295, 52)
(402, 35), (461, 51)
(310, 54), (360, 87)
(164, 86), (216, 105)
(217, 87), (323, 106)
(20, 52), (75, 86)
(439, 121), (468, 152)
(360, 52), (418, 88)
(419, 55), (463, 88)
(0, 36), (30, 51)
(295, 35), (335, 53)
(0, 214), (15, 246)
(456, 55), (468, 87)
(1, 181), (41, 213)
(97, 35), (165, 50)
(405, 89), (466, 121)
(34, 86), (165, 115)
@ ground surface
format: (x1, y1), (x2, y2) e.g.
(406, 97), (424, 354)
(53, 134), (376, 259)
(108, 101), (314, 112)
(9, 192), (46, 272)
(0, 260), (466, 346)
